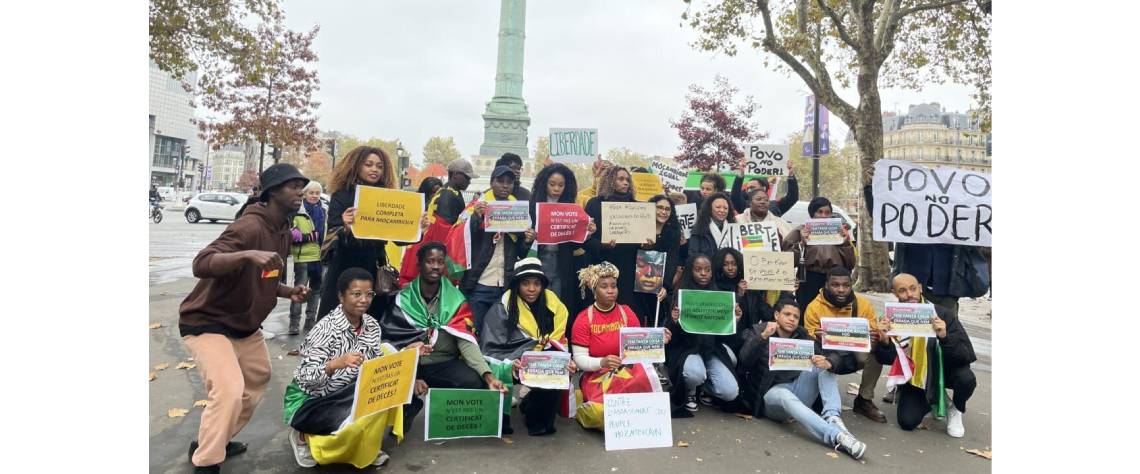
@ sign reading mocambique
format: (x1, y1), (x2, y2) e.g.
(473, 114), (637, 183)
(650, 161), (686, 193)
(871, 160), (992, 246)
(549, 128), (598, 164)
(352, 185), (425, 242)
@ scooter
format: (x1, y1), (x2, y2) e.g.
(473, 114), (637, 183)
(150, 201), (164, 223)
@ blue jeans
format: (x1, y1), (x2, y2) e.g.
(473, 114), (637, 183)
(682, 354), (739, 401)
(468, 284), (505, 335)
(762, 367), (843, 446)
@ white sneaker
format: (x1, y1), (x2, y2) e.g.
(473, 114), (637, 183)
(371, 450), (390, 467)
(684, 395), (699, 412)
(289, 429), (317, 468)
(946, 405), (965, 438)
(835, 431), (867, 460)
(825, 415), (849, 434)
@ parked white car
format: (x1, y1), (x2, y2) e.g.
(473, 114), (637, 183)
(779, 201), (859, 240)
(185, 192), (248, 223)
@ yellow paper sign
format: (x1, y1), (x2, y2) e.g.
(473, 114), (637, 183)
(353, 185), (424, 242)
(351, 348), (420, 421)
(631, 173), (664, 201)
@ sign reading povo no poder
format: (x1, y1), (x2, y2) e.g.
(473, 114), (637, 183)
(872, 160), (992, 246)
(745, 144), (790, 177)
(549, 128), (598, 164)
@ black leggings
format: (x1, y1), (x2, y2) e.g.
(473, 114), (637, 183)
(897, 366), (977, 430)
(519, 388), (562, 436)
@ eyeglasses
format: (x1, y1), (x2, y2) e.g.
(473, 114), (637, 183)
(348, 290), (377, 299)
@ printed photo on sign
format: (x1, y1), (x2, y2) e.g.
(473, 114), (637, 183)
(650, 161), (686, 194)
(635, 250), (666, 294)
(678, 289), (736, 336)
(519, 351), (571, 390)
(619, 327), (666, 364)
(742, 250), (796, 291)
(884, 302), (937, 338)
(424, 389), (503, 441)
(768, 337), (814, 371)
(804, 218), (845, 246)
(744, 144), (790, 177)
(604, 392), (673, 451)
(601, 202), (656, 244)
(353, 185), (425, 242)
(675, 203), (697, 239)
(350, 348), (420, 421)
(549, 128), (598, 164)
(535, 202), (590, 244)
(738, 221), (781, 252)
(631, 173), (665, 202)
(483, 201), (531, 232)
(871, 160), (992, 246)
(819, 318), (871, 353)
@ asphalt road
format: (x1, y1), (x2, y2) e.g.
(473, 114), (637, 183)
(149, 219), (993, 473)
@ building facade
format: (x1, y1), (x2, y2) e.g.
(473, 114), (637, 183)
(207, 144), (248, 192)
(149, 61), (206, 190)
(881, 102), (991, 173)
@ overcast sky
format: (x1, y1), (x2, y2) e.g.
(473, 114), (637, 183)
(281, 0), (979, 162)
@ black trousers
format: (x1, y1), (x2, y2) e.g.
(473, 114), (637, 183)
(519, 388), (562, 436)
(896, 365), (977, 431)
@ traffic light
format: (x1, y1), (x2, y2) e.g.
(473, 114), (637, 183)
(198, 163), (204, 174)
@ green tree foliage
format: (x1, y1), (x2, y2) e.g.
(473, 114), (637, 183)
(533, 136), (550, 169)
(149, 0), (282, 80)
(605, 148), (652, 170)
(785, 134), (861, 205)
(422, 136), (461, 165)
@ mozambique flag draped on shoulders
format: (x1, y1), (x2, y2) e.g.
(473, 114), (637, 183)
(399, 188), (479, 286)
(884, 297), (948, 418)
(480, 289), (569, 361)
(379, 277), (477, 348)
(443, 190), (520, 283)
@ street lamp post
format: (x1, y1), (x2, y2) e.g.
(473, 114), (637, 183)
(396, 141), (410, 188)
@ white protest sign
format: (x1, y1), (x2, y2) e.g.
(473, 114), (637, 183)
(549, 128), (598, 164)
(650, 161), (686, 194)
(871, 160), (992, 246)
(744, 144), (790, 177)
(738, 221), (781, 252)
(603, 391), (672, 451)
(675, 203), (697, 239)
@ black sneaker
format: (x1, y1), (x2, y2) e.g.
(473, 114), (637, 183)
(685, 395), (699, 412)
(188, 441), (247, 462)
(193, 464), (220, 473)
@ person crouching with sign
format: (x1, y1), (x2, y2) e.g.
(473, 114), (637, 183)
(480, 258), (577, 436)
(571, 262), (670, 430)
(284, 268), (413, 468)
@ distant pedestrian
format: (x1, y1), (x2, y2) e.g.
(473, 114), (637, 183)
(287, 180), (326, 335)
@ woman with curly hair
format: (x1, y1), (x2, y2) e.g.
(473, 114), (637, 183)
(582, 165), (654, 317)
(687, 192), (737, 260)
(528, 163), (595, 321)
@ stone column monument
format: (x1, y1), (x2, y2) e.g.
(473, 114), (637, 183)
(478, 0), (531, 161)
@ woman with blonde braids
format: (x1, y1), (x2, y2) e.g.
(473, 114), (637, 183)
(570, 262), (670, 430)
(582, 165), (657, 320)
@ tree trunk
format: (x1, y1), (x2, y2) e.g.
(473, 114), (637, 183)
(258, 140), (266, 174)
(852, 64), (891, 293)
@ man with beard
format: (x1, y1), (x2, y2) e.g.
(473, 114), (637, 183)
(803, 267), (887, 424)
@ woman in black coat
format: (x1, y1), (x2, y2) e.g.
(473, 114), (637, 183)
(636, 194), (682, 328)
(583, 166), (649, 316)
(529, 164), (594, 329)
(687, 192), (737, 259)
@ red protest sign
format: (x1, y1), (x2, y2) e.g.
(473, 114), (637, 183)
(536, 202), (590, 244)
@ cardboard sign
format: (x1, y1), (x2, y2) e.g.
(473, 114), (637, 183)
(768, 337), (814, 371)
(424, 389), (503, 441)
(820, 318), (871, 353)
(549, 128), (598, 164)
(675, 203), (697, 239)
(631, 173), (665, 201)
(738, 221), (781, 251)
(634, 250), (666, 294)
(352, 185), (424, 242)
(804, 218), (845, 245)
(678, 289), (736, 335)
(871, 160), (992, 246)
(619, 327), (666, 364)
(603, 392), (673, 451)
(601, 202), (656, 244)
(350, 348), (420, 421)
(483, 200), (531, 232)
(519, 351), (571, 390)
(535, 202), (590, 244)
(650, 161), (686, 194)
(885, 303), (937, 338)
(744, 144), (790, 177)
(742, 250), (797, 291)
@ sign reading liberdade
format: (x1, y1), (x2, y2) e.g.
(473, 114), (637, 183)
(675, 204), (697, 239)
(549, 128), (598, 164)
(352, 185), (424, 242)
(871, 160), (992, 246)
(424, 389), (503, 441)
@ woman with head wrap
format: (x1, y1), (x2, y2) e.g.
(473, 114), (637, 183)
(570, 262), (670, 430)
(784, 197), (855, 315)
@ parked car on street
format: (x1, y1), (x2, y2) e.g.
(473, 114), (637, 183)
(184, 192), (248, 223)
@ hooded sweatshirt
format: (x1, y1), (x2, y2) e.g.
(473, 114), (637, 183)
(179, 203), (292, 338)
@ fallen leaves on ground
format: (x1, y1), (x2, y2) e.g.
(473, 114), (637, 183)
(677, 441), (689, 447)
(965, 449), (992, 460)
(734, 413), (754, 421)
(825, 452), (839, 459)
(287, 349), (300, 356)
(846, 383), (860, 396)
(502, 437), (513, 444)
(176, 362), (196, 369)
(149, 372), (157, 381)
(154, 363), (170, 371)
(168, 408), (189, 418)
(194, 400), (208, 408)
(149, 323), (162, 329)
(695, 458), (703, 462)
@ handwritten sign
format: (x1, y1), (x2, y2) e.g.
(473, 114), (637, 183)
(352, 185), (424, 242)
(885, 303), (936, 338)
(518, 351), (570, 390)
(768, 337), (814, 371)
(871, 160), (992, 246)
(635, 250), (666, 294)
(620, 327), (666, 364)
(804, 218), (845, 245)
(535, 202), (590, 244)
(484, 200), (531, 232)
(738, 221), (781, 251)
(678, 289), (736, 335)
(603, 392), (673, 451)
(650, 161), (686, 194)
(675, 203), (697, 239)
(744, 144), (790, 177)
(424, 389), (503, 441)
(601, 202), (656, 244)
(820, 318), (871, 353)
(350, 348), (419, 421)
(742, 250), (796, 291)
(549, 128), (598, 164)
(631, 173), (664, 201)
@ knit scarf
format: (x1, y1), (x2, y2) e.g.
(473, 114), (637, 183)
(304, 200), (326, 242)
(709, 220), (734, 249)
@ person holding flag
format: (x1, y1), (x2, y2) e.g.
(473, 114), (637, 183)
(873, 273), (977, 437)
(398, 159), (479, 286)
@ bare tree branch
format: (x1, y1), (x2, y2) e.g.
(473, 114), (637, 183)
(895, 0), (967, 19)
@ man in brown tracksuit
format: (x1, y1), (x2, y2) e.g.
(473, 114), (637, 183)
(178, 163), (311, 473)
